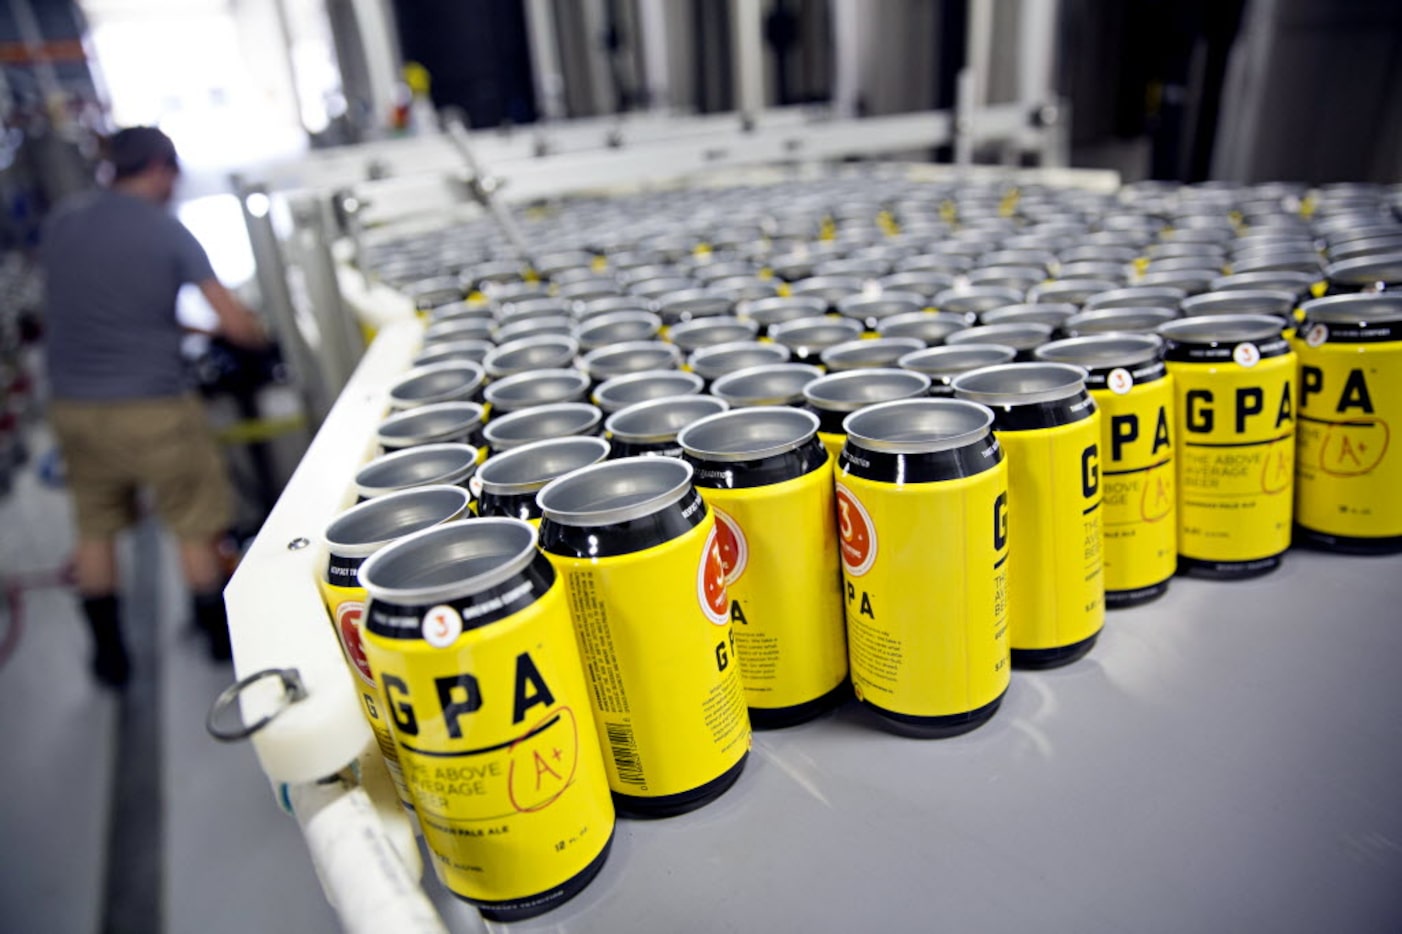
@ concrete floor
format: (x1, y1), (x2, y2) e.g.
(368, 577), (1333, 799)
(0, 423), (338, 934)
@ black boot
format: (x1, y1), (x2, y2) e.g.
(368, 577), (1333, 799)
(193, 591), (231, 662)
(82, 594), (130, 688)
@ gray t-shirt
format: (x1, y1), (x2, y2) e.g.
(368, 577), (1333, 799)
(41, 189), (216, 400)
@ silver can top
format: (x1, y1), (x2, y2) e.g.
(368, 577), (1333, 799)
(538, 457), (696, 527)
(377, 401), (485, 449)
(483, 335), (580, 378)
(358, 518), (539, 608)
(1084, 285), (1188, 310)
(678, 407), (820, 463)
(605, 395), (731, 445)
(482, 403), (603, 451)
(667, 316), (761, 353)
(1180, 289), (1297, 320)
(323, 485), (471, 560)
(1035, 334), (1163, 371)
(478, 436), (612, 496)
(768, 316), (864, 351)
(1063, 308), (1178, 336)
(593, 370), (706, 414)
(1299, 292), (1402, 326)
(582, 340), (683, 380)
(898, 344), (1018, 378)
(803, 368), (932, 413)
(844, 398), (995, 455)
(819, 337), (927, 372)
(946, 322), (1054, 351)
(876, 311), (969, 344)
(1157, 313), (1284, 346)
(575, 311), (663, 350)
(388, 361), (485, 410)
(413, 339), (494, 368)
(689, 341), (791, 381)
(483, 368), (590, 413)
(354, 443), (479, 498)
(710, 363), (824, 407)
(952, 362), (1090, 407)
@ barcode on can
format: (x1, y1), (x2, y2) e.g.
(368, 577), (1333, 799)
(605, 721), (645, 785)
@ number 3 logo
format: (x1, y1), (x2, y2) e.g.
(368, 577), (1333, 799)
(835, 484), (877, 576)
(422, 605), (463, 648)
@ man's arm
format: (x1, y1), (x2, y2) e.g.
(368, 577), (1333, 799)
(198, 278), (268, 349)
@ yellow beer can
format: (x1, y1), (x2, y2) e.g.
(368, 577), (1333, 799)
(1294, 293), (1402, 552)
(319, 485), (471, 813)
(1159, 315), (1296, 577)
(678, 408), (849, 728)
(358, 518), (614, 920)
(537, 458), (751, 816)
(836, 399), (1010, 735)
(803, 368), (932, 462)
(475, 436), (611, 523)
(954, 362), (1105, 668)
(1036, 335), (1177, 606)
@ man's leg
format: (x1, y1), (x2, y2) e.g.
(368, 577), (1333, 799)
(146, 396), (236, 662)
(76, 537), (130, 687)
(51, 398), (134, 689)
(179, 537), (231, 661)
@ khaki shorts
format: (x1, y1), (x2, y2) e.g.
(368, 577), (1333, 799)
(49, 395), (233, 539)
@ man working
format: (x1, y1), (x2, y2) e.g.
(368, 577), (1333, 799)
(41, 126), (267, 688)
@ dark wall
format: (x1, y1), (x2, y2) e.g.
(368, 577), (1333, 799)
(390, 0), (538, 128)
(1060, 0), (1246, 182)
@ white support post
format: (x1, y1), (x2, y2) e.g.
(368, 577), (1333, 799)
(348, 0), (405, 134)
(524, 0), (567, 121)
(636, 0), (673, 112)
(731, 0), (765, 123)
(829, 0), (863, 119)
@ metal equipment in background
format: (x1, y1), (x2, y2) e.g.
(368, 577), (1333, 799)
(236, 0), (1072, 432)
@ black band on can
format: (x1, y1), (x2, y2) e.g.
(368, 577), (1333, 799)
(475, 490), (543, 522)
(365, 555), (557, 638)
(1080, 360), (1167, 389)
(325, 552), (365, 587)
(539, 487), (708, 558)
(986, 390), (1096, 431)
(685, 435), (827, 490)
(840, 432), (1003, 483)
(1162, 336), (1291, 363)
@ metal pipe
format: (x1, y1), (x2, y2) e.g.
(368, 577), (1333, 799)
(524, 0), (567, 121)
(731, 0), (765, 123)
(234, 178), (332, 425)
(637, 0), (673, 111)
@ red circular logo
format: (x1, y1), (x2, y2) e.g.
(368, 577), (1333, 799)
(835, 484), (877, 576)
(712, 509), (748, 585)
(698, 524), (731, 624)
(336, 602), (375, 685)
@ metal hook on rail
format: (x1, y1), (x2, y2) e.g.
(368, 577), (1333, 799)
(442, 115), (538, 270)
(206, 667), (309, 742)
